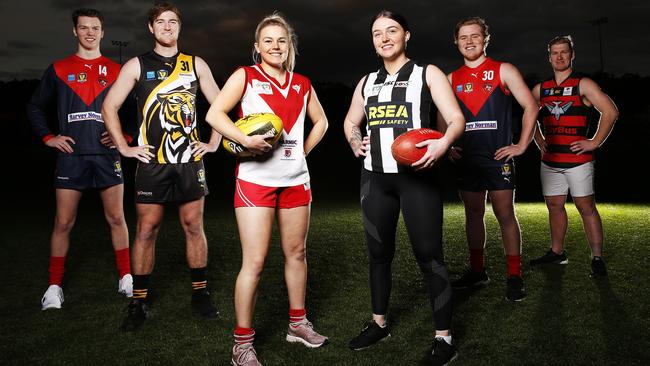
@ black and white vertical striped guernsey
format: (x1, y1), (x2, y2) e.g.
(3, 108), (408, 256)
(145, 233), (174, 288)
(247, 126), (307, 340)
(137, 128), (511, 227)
(362, 60), (431, 173)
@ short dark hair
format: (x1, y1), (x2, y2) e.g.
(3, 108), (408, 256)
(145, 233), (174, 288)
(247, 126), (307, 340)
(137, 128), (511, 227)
(454, 16), (490, 46)
(371, 10), (410, 32)
(547, 35), (574, 53)
(148, 2), (182, 26)
(72, 8), (104, 27)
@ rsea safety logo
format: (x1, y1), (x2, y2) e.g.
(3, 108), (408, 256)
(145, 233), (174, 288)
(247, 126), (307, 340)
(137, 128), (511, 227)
(365, 101), (413, 129)
(146, 71), (156, 80)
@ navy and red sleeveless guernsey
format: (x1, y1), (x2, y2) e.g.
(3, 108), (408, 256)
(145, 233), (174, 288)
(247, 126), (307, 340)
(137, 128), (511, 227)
(27, 55), (120, 155)
(362, 60), (432, 173)
(135, 51), (200, 164)
(451, 57), (512, 159)
(539, 74), (591, 168)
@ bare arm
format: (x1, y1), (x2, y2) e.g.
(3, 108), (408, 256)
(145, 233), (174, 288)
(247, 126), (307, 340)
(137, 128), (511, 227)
(530, 83), (547, 154)
(495, 62), (538, 162)
(204, 68), (271, 155)
(413, 65), (465, 169)
(342, 77), (370, 157)
(101, 57), (154, 163)
(190, 57), (222, 158)
(304, 86), (328, 156)
(570, 77), (619, 154)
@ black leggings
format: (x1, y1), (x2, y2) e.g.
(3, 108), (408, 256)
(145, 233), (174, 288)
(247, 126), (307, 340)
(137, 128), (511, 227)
(360, 169), (452, 330)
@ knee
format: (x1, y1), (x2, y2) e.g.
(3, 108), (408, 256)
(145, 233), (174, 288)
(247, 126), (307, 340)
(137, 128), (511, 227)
(104, 212), (126, 228)
(136, 221), (160, 242)
(241, 257), (266, 278)
(576, 202), (597, 217)
(181, 216), (204, 239)
(54, 215), (76, 233)
(285, 244), (306, 262)
(493, 207), (516, 224)
(546, 201), (566, 214)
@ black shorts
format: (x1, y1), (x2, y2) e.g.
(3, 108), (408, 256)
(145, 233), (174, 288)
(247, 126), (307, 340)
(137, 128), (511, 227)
(54, 154), (123, 190)
(135, 161), (208, 203)
(457, 156), (515, 191)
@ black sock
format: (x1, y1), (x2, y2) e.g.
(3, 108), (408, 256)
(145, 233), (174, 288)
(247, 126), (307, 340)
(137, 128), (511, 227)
(132, 274), (150, 301)
(190, 267), (208, 295)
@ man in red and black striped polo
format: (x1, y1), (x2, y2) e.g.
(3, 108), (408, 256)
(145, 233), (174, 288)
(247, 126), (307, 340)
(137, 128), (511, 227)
(530, 35), (618, 276)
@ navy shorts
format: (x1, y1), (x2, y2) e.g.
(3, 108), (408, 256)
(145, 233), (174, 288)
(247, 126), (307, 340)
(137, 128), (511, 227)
(134, 161), (208, 203)
(457, 156), (516, 191)
(54, 154), (123, 190)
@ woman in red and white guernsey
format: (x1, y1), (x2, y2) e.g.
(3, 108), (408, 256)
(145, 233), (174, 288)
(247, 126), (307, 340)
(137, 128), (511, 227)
(205, 13), (328, 366)
(343, 10), (465, 365)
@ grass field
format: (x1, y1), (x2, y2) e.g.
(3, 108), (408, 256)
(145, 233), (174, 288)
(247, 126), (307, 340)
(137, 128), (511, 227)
(2, 201), (649, 365)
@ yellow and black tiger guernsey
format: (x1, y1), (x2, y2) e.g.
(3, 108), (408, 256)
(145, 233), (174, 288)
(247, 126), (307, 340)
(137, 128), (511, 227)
(135, 51), (200, 164)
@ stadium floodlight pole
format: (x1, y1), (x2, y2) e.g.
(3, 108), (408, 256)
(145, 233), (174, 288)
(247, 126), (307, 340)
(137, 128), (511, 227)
(589, 17), (608, 73)
(111, 40), (130, 65)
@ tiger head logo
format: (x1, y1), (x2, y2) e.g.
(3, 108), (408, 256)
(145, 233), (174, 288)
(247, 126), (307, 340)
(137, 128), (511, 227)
(157, 91), (196, 137)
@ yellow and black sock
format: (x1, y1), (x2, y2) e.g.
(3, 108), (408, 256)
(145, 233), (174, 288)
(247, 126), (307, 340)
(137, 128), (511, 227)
(190, 267), (208, 295)
(132, 274), (150, 301)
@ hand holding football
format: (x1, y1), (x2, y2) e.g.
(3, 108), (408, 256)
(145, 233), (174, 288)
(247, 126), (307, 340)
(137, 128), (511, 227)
(222, 113), (283, 157)
(391, 128), (444, 166)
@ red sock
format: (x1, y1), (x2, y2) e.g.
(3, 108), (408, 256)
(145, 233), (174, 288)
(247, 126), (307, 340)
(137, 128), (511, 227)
(234, 326), (255, 345)
(289, 308), (306, 324)
(506, 255), (522, 277)
(48, 256), (66, 286)
(114, 248), (131, 278)
(470, 249), (485, 272)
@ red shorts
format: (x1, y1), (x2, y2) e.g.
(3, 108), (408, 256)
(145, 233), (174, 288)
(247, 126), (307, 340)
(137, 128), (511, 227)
(234, 179), (312, 208)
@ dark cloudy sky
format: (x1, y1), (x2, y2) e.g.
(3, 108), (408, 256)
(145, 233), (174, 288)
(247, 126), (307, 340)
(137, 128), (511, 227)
(0, 0), (646, 84)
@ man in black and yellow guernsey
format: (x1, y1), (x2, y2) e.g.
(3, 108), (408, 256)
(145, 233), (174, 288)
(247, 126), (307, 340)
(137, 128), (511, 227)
(102, 2), (221, 331)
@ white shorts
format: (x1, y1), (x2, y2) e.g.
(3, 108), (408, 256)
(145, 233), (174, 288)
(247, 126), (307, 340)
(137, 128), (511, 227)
(540, 161), (595, 197)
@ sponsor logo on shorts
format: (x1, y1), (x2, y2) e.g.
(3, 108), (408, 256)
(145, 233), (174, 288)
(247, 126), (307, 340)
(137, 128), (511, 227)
(146, 71), (156, 80)
(137, 191), (153, 197)
(197, 169), (206, 183)
(114, 161), (122, 177)
(465, 120), (497, 131)
(501, 163), (513, 182)
(252, 79), (273, 95)
(57, 176), (70, 180)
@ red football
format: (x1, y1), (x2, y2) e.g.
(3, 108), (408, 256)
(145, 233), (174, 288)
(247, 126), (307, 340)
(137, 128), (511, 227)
(391, 128), (444, 166)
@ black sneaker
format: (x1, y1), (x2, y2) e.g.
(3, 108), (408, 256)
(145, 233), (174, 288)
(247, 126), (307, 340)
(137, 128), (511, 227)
(530, 249), (568, 266)
(590, 256), (607, 277)
(121, 299), (148, 331)
(505, 275), (526, 302)
(451, 270), (490, 289)
(348, 320), (390, 350)
(419, 337), (458, 366)
(191, 290), (219, 318)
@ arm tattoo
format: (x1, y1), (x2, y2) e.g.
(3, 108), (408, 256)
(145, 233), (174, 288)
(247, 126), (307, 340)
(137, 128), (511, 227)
(349, 127), (363, 147)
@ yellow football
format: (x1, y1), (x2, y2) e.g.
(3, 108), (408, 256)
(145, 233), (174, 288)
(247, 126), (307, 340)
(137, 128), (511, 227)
(222, 113), (284, 157)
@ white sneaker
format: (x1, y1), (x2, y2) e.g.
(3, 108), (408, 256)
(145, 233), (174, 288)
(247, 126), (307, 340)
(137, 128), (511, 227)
(41, 285), (64, 310)
(118, 274), (133, 297)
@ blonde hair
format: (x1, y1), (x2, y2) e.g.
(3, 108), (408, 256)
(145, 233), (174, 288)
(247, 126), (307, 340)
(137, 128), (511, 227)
(252, 13), (298, 72)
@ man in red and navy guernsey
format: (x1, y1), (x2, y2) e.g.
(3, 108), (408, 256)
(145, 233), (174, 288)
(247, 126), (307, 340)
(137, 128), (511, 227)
(443, 17), (538, 301)
(26, 9), (132, 310)
(529, 36), (618, 276)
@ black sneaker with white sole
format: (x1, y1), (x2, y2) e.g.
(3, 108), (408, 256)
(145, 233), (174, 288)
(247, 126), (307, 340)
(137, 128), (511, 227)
(590, 256), (607, 277)
(451, 270), (490, 289)
(530, 249), (568, 266)
(418, 337), (458, 366)
(505, 275), (526, 302)
(348, 320), (390, 350)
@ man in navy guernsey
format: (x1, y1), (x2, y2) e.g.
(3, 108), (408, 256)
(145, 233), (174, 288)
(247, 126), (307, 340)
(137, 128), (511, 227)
(443, 17), (538, 301)
(27, 8), (133, 310)
(529, 36), (618, 276)
(102, 2), (221, 331)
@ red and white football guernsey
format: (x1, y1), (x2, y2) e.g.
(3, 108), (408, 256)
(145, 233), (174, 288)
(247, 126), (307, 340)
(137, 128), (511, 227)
(237, 64), (312, 187)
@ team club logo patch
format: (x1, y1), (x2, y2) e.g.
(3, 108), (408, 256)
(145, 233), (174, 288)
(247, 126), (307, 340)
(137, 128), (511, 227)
(464, 83), (473, 93)
(77, 73), (87, 82)
(98, 77), (108, 87)
(157, 70), (169, 80)
(292, 84), (301, 93)
(482, 83), (493, 93)
(544, 101), (573, 120)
